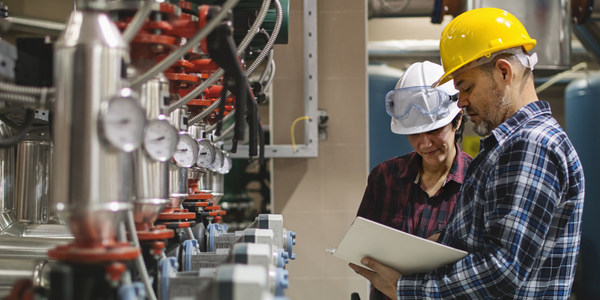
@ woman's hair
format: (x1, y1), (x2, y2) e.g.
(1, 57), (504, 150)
(451, 110), (465, 143)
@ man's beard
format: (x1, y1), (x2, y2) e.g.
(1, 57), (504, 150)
(472, 85), (512, 137)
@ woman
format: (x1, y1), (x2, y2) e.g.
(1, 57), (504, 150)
(357, 61), (472, 268)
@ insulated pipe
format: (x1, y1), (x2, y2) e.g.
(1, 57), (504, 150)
(0, 120), (15, 215)
(15, 140), (53, 224)
(0, 259), (55, 299)
(368, 0), (435, 18)
(0, 236), (71, 259)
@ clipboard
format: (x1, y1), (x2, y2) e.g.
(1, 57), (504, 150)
(328, 217), (467, 275)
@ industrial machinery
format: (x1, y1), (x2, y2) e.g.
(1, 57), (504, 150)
(0, 0), (294, 299)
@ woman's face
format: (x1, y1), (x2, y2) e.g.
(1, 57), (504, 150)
(407, 122), (458, 168)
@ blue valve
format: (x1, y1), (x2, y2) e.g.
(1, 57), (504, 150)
(207, 224), (224, 252)
(183, 239), (199, 271)
(158, 257), (178, 300)
(275, 268), (290, 296)
(286, 231), (297, 260)
(277, 248), (289, 268)
(117, 282), (145, 300)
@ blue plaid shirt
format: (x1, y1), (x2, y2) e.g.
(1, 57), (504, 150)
(397, 101), (585, 299)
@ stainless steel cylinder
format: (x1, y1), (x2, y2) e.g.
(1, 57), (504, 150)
(15, 141), (52, 224)
(52, 9), (132, 245)
(0, 236), (71, 259)
(0, 121), (16, 234)
(21, 224), (73, 239)
(368, 0), (436, 18)
(133, 75), (170, 199)
(0, 259), (55, 299)
(473, 0), (571, 71)
(212, 172), (224, 203)
(0, 121), (15, 214)
(198, 169), (213, 193)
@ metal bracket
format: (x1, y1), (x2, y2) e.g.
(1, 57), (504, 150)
(230, 0), (318, 158)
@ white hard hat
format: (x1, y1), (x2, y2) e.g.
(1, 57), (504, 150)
(387, 61), (461, 135)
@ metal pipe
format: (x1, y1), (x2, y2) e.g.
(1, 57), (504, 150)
(169, 107), (189, 207)
(368, 0), (435, 18)
(0, 259), (55, 299)
(167, 0), (272, 113)
(0, 120), (15, 217)
(0, 236), (71, 259)
(15, 140), (53, 224)
(121, 0), (155, 43)
(130, 0), (240, 89)
(52, 9), (132, 245)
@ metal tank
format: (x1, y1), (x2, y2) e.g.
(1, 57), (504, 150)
(52, 6), (132, 245)
(565, 72), (600, 299)
(131, 73), (171, 220)
(15, 139), (52, 224)
(471, 0), (571, 72)
(169, 106), (189, 207)
(368, 63), (412, 169)
(212, 172), (224, 203)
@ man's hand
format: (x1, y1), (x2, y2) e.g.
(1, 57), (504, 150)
(349, 257), (402, 299)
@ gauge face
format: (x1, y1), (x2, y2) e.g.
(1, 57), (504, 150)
(100, 95), (146, 152)
(196, 139), (215, 169)
(173, 133), (199, 168)
(209, 147), (224, 172)
(217, 151), (232, 174)
(143, 118), (179, 162)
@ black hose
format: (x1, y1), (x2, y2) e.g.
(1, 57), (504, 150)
(0, 109), (35, 148)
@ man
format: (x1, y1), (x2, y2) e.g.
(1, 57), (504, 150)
(350, 7), (585, 299)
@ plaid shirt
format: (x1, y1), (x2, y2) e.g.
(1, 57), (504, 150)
(397, 101), (585, 299)
(358, 145), (472, 239)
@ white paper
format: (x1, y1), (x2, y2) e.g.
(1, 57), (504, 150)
(329, 217), (467, 275)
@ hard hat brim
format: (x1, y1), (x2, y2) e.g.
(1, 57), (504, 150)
(433, 40), (537, 88)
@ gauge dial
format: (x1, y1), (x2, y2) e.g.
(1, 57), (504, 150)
(209, 147), (224, 172)
(143, 118), (179, 162)
(173, 133), (199, 168)
(100, 94), (146, 152)
(217, 151), (232, 174)
(196, 139), (215, 169)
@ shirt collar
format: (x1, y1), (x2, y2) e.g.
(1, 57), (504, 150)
(490, 101), (551, 144)
(397, 144), (468, 185)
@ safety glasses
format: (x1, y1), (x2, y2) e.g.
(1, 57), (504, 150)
(385, 86), (458, 120)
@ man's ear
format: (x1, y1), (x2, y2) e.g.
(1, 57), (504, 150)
(495, 59), (514, 85)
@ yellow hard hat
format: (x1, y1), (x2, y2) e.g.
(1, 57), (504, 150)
(435, 7), (537, 87)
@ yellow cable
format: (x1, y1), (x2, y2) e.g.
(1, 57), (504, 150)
(291, 116), (310, 151)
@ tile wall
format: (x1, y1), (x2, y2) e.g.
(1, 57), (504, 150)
(272, 0), (370, 299)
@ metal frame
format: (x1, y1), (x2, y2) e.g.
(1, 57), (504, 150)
(230, 0), (319, 158)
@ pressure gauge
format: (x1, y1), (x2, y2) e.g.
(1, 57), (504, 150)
(99, 92), (146, 152)
(209, 147), (224, 172)
(143, 117), (179, 162)
(217, 151), (232, 174)
(173, 132), (199, 168)
(196, 139), (216, 169)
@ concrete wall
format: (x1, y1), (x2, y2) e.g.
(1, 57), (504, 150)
(271, 0), (370, 299)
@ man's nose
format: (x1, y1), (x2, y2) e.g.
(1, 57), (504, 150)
(457, 92), (469, 109)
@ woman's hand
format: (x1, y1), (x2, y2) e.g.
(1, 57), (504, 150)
(427, 233), (441, 242)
